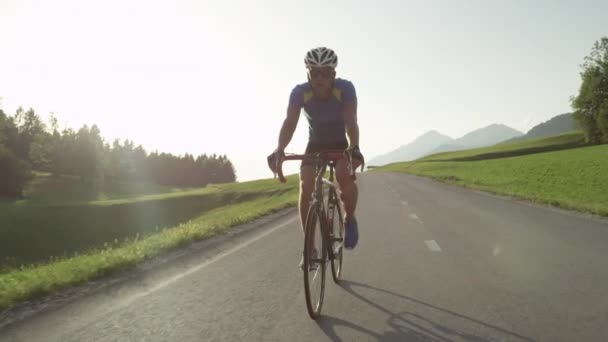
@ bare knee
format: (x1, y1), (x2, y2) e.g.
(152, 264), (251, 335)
(299, 166), (315, 200)
(300, 179), (314, 198)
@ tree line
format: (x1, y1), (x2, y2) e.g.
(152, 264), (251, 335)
(572, 37), (608, 144)
(0, 107), (236, 197)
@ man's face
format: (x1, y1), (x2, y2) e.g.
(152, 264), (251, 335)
(307, 67), (335, 95)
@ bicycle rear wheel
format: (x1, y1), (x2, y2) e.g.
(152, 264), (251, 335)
(328, 188), (345, 283)
(303, 203), (326, 320)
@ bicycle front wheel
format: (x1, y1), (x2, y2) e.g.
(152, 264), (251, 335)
(303, 203), (326, 320)
(328, 188), (345, 283)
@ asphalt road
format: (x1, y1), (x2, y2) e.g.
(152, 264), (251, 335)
(1, 172), (608, 342)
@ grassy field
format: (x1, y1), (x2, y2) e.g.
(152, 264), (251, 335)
(14, 171), (192, 205)
(419, 131), (587, 161)
(0, 174), (300, 311)
(0, 174), (299, 269)
(374, 132), (608, 217)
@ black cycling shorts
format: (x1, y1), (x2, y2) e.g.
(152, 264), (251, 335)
(301, 141), (362, 168)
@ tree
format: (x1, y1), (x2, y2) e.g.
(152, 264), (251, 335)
(220, 154), (237, 183)
(0, 109), (32, 197)
(0, 109), (8, 146)
(47, 116), (63, 176)
(2, 105), (238, 188)
(50, 127), (78, 176)
(0, 109), (19, 153)
(132, 144), (148, 181)
(73, 125), (104, 182)
(29, 130), (53, 171)
(14, 107), (47, 160)
(0, 144), (31, 198)
(571, 37), (608, 144)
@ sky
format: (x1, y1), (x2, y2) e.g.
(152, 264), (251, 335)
(1, 0), (606, 181)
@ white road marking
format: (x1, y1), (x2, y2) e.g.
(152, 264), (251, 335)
(117, 217), (297, 307)
(425, 240), (442, 252)
(401, 200), (408, 206)
(408, 213), (423, 223)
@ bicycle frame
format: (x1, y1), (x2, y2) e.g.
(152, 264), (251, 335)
(273, 149), (356, 260)
(309, 155), (341, 262)
(273, 149), (355, 319)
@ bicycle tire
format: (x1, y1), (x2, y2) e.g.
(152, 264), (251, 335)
(303, 203), (326, 320)
(328, 188), (345, 283)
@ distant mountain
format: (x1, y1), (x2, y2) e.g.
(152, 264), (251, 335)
(367, 124), (524, 167)
(506, 113), (576, 143)
(455, 124), (523, 147)
(428, 124), (524, 155)
(428, 143), (468, 155)
(367, 130), (453, 166)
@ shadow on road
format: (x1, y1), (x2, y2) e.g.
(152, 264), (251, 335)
(316, 280), (536, 342)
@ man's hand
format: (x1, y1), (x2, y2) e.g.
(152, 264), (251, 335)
(267, 148), (285, 175)
(347, 145), (365, 171)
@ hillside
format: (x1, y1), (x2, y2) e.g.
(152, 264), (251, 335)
(457, 123), (523, 147)
(367, 130), (453, 166)
(421, 132), (585, 162)
(368, 124), (523, 167)
(373, 131), (607, 217)
(506, 113), (577, 143)
(429, 124), (523, 155)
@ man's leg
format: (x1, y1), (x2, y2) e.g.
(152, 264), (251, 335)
(299, 164), (315, 235)
(336, 159), (360, 222)
(298, 164), (315, 269)
(336, 160), (359, 249)
(336, 158), (361, 249)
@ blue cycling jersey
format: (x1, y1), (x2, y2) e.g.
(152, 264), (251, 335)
(288, 78), (357, 145)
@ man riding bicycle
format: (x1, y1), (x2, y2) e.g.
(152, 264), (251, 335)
(267, 47), (364, 268)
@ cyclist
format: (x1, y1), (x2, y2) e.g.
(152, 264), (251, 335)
(267, 47), (364, 267)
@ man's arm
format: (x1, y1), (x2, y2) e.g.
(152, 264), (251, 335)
(343, 101), (359, 148)
(277, 105), (301, 151)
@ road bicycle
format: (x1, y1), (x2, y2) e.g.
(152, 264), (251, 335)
(274, 149), (359, 319)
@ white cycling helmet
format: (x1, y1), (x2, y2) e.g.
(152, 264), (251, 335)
(304, 47), (338, 68)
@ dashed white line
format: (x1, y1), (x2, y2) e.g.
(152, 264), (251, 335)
(408, 213), (423, 223)
(425, 240), (442, 252)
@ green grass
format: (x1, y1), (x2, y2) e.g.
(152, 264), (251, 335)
(0, 178), (299, 311)
(0, 174), (300, 311)
(0, 173), (299, 271)
(3, 172), (193, 207)
(420, 131), (586, 162)
(374, 133), (608, 217)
